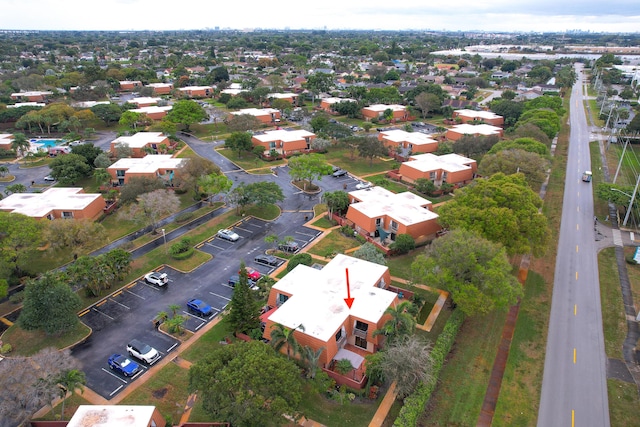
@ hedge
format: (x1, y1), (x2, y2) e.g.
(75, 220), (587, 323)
(393, 309), (465, 427)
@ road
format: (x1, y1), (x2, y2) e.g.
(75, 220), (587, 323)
(537, 64), (610, 426)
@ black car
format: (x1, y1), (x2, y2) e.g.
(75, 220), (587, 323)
(278, 241), (300, 253)
(254, 254), (280, 267)
(332, 168), (348, 177)
(228, 275), (258, 290)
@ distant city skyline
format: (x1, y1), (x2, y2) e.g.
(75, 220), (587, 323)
(1, 0), (639, 34)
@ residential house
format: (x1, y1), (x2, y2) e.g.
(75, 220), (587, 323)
(263, 254), (398, 386)
(452, 109), (504, 127)
(361, 104), (408, 122)
(220, 82), (245, 96)
(109, 132), (170, 158)
(107, 154), (185, 186)
(129, 105), (173, 120)
(118, 80), (142, 91)
(130, 97), (160, 108)
(267, 92), (299, 105)
(0, 134), (14, 151)
(145, 82), (174, 95)
(319, 97), (356, 113)
(345, 186), (441, 244)
(0, 188), (106, 220)
(445, 123), (503, 141)
(378, 129), (438, 157)
(179, 85), (214, 98)
(10, 91), (53, 102)
(229, 108), (280, 124)
(397, 153), (477, 186)
(251, 129), (316, 156)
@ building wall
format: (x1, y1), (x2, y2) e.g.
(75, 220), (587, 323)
(50, 196), (106, 220)
(182, 88), (212, 97)
(378, 134), (438, 154)
(150, 85), (173, 95)
(453, 111), (504, 126)
(119, 81), (141, 91)
(445, 128), (503, 141)
(362, 107), (408, 122)
(398, 164), (475, 185)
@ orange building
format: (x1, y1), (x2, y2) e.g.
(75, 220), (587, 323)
(251, 129), (316, 156)
(10, 91), (53, 102)
(0, 134), (14, 151)
(378, 129), (438, 156)
(179, 86), (214, 98)
(130, 97), (160, 108)
(267, 92), (299, 105)
(0, 188), (105, 220)
(229, 108), (280, 124)
(65, 405), (166, 427)
(118, 80), (142, 91)
(109, 132), (170, 158)
(445, 123), (503, 141)
(145, 82), (174, 95)
(264, 254), (398, 381)
(397, 153), (477, 186)
(129, 105), (173, 120)
(319, 97), (357, 112)
(452, 109), (504, 126)
(107, 154), (186, 186)
(345, 186), (441, 244)
(361, 104), (408, 122)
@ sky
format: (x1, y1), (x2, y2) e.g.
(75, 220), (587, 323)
(1, 0), (639, 33)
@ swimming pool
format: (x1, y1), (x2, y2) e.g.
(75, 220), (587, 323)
(30, 138), (65, 148)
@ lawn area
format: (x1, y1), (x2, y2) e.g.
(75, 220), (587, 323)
(34, 393), (93, 422)
(607, 378), (639, 427)
(216, 147), (287, 171)
(385, 247), (424, 280)
(1, 321), (91, 356)
(297, 383), (382, 427)
(306, 229), (362, 258)
(598, 248), (628, 358)
(180, 318), (233, 365)
(309, 213), (335, 229)
(323, 146), (399, 177)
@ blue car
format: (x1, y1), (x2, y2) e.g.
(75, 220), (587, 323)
(108, 353), (141, 377)
(187, 298), (213, 317)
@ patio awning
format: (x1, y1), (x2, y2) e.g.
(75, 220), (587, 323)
(333, 348), (365, 369)
(377, 225), (389, 241)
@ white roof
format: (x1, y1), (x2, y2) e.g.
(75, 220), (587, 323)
(0, 134), (13, 146)
(130, 97), (160, 106)
(348, 187), (438, 226)
(11, 91), (52, 97)
(230, 108), (279, 117)
(220, 88), (245, 95)
(403, 153), (476, 173)
(178, 85), (213, 91)
(0, 188), (103, 218)
(130, 105), (173, 115)
(7, 102), (46, 108)
(268, 92), (298, 99)
(322, 97), (356, 104)
(72, 101), (110, 108)
(119, 80), (141, 85)
(364, 104), (406, 112)
(268, 254), (396, 342)
(146, 82), (173, 88)
(109, 154), (185, 173)
(252, 129), (315, 143)
(380, 129), (438, 147)
(111, 132), (168, 149)
(67, 405), (158, 427)
(454, 109), (502, 120)
(449, 123), (502, 136)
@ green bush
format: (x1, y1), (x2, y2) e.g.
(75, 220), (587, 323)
(0, 343), (12, 354)
(339, 224), (355, 236)
(171, 247), (194, 260)
(169, 238), (194, 259)
(175, 212), (194, 223)
(9, 291), (24, 304)
(286, 253), (313, 272)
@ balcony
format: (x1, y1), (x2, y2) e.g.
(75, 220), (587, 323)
(353, 328), (368, 339)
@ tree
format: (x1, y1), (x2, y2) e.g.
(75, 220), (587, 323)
(309, 114), (329, 133)
(56, 369), (86, 420)
(91, 103), (122, 125)
(285, 253), (313, 272)
(322, 190), (349, 217)
(93, 167), (112, 187)
(165, 99), (207, 131)
(352, 243), (386, 265)
(414, 178), (436, 196)
(177, 156), (219, 198)
(225, 131), (254, 158)
(516, 109), (560, 140)
(18, 272), (82, 334)
(414, 92), (440, 119)
(411, 228), (523, 316)
(452, 134), (499, 158)
(332, 101), (360, 118)
(197, 172), (233, 204)
(10, 132), (30, 158)
(44, 218), (107, 258)
(287, 153), (332, 190)
(71, 143), (103, 167)
(479, 149), (550, 187)
(0, 348), (80, 426)
(305, 72), (334, 104)
(118, 176), (166, 205)
(5, 183), (27, 195)
(301, 346), (325, 379)
(227, 262), (261, 334)
(488, 137), (549, 157)
(49, 153), (92, 185)
(437, 173), (549, 256)
(270, 322), (305, 359)
(373, 301), (416, 346)
(378, 335), (434, 399)
(389, 233), (415, 254)
(118, 110), (142, 130)
(0, 212), (43, 280)
(226, 114), (261, 132)
(357, 136), (388, 166)
(189, 341), (303, 427)
(118, 189), (180, 232)
(113, 141), (133, 159)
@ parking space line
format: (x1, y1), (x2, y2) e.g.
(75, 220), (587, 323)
(235, 226), (253, 233)
(183, 311), (208, 321)
(208, 291), (231, 301)
(167, 343), (178, 352)
(78, 309), (90, 317)
(93, 307), (114, 320)
(96, 300), (107, 308)
(245, 223), (263, 229)
(101, 368), (127, 383)
(138, 281), (162, 291)
(205, 242), (226, 250)
(295, 230), (319, 238)
(125, 289), (146, 299)
(109, 385), (124, 396)
(131, 370), (145, 380)
(109, 298), (130, 309)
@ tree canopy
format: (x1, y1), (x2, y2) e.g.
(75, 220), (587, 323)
(49, 153), (92, 185)
(164, 99), (207, 131)
(287, 153), (332, 190)
(225, 131), (254, 158)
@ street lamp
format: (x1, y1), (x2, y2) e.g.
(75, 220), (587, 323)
(609, 188), (635, 227)
(161, 228), (167, 254)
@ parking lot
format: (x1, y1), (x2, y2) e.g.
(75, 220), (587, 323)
(73, 217), (322, 399)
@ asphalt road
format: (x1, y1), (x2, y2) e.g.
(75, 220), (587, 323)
(537, 64), (610, 427)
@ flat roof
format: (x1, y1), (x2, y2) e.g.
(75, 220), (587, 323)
(449, 123), (502, 136)
(11, 91), (52, 96)
(321, 97), (356, 104)
(109, 154), (185, 173)
(380, 129), (438, 147)
(130, 97), (160, 105)
(364, 104), (406, 112)
(67, 405), (157, 427)
(252, 129), (315, 143)
(268, 92), (298, 99)
(130, 105), (173, 114)
(454, 109), (502, 120)
(0, 188), (103, 217)
(402, 153), (476, 173)
(348, 187), (438, 226)
(230, 108), (279, 117)
(146, 82), (173, 88)
(111, 132), (168, 148)
(268, 254), (396, 342)
(179, 86), (213, 91)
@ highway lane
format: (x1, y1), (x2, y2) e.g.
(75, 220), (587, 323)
(537, 64), (610, 427)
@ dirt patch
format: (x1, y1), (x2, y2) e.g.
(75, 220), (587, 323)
(152, 387), (169, 399)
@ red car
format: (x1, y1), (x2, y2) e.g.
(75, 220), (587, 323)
(241, 267), (262, 281)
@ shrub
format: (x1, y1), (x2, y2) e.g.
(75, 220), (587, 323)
(0, 343), (12, 354)
(625, 255), (638, 265)
(339, 224), (355, 236)
(175, 212), (194, 223)
(9, 291), (24, 304)
(169, 238), (194, 259)
(286, 253), (313, 272)
(389, 234), (415, 254)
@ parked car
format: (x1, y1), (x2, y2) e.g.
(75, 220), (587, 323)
(108, 353), (141, 377)
(356, 181), (372, 190)
(144, 271), (168, 286)
(187, 299), (213, 317)
(127, 339), (161, 364)
(332, 168), (348, 177)
(217, 228), (240, 242)
(241, 267), (262, 281)
(278, 241), (300, 253)
(254, 254), (280, 267)
(44, 175), (56, 182)
(228, 275), (259, 290)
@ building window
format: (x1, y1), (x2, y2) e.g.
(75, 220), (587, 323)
(277, 294), (289, 306)
(269, 142), (276, 149)
(116, 170), (125, 177)
(429, 171), (436, 180)
(390, 220), (398, 231)
(442, 171), (448, 182)
(375, 218), (382, 226)
(62, 212), (74, 219)
(355, 336), (367, 349)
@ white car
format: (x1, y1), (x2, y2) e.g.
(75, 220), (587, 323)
(217, 228), (240, 241)
(144, 271), (168, 286)
(356, 181), (372, 190)
(44, 175), (56, 182)
(127, 339), (160, 364)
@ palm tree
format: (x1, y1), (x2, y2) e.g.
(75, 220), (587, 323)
(301, 346), (325, 379)
(373, 300), (416, 346)
(0, 165), (9, 178)
(93, 168), (111, 188)
(56, 369), (86, 420)
(10, 133), (30, 159)
(270, 323), (305, 359)
(168, 304), (181, 317)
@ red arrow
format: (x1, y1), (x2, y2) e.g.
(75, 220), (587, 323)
(344, 268), (354, 309)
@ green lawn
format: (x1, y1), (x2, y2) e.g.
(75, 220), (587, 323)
(306, 229), (362, 258)
(297, 383), (382, 427)
(180, 318), (233, 365)
(598, 248), (628, 358)
(33, 393), (93, 422)
(607, 378), (640, 427)
(1, 321), (91, 356)
(323, 147), (399, 177)
(216, 147), (287, 171)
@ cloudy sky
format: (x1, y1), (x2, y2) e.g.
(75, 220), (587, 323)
(2, 0), (639, 33)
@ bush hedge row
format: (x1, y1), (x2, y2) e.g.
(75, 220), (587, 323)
(393, 309), (465, 427)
